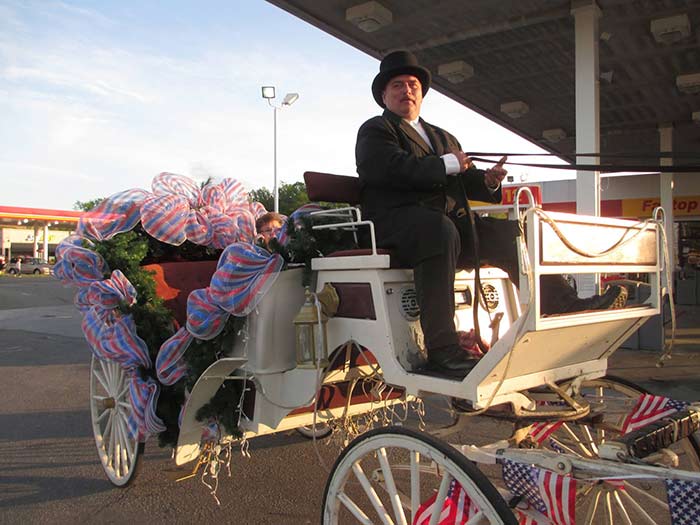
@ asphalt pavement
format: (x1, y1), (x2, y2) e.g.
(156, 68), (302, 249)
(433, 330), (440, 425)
(0, 275), (698, 524)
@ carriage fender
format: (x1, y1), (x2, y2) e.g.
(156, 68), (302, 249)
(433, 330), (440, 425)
(175, 357), (247, 466)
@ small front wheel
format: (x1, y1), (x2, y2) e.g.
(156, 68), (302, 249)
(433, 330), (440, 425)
(90, 355), (143, 486)
(322, 426), (516, 524)
(33, 268), (41, 274)
(296, 422), (332, 440)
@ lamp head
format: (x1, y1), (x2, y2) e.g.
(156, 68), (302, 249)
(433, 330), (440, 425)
(261, 86), (276, 99)
(282, 93), (299, 106)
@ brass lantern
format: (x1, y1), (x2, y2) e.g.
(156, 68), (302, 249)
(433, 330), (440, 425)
(294, 286), (337, 368)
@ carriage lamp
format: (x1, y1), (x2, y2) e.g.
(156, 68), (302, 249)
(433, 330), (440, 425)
(294, 288), (330, 368)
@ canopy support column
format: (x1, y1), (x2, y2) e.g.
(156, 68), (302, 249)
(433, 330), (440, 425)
(658, 124), (675, 289)
(572, 0), (601, 296)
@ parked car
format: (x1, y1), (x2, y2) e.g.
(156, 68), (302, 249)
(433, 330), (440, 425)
(6, 257), (53, 275)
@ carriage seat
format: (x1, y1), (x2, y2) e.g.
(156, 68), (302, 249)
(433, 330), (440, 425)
(304, 171), (407, 269)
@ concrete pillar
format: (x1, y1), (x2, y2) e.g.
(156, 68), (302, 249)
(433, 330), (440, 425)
(571, 0), (601, 296)
(33, 225), (39, 259)
(43, 223), (50, 263)
(658, 125), (675, 290)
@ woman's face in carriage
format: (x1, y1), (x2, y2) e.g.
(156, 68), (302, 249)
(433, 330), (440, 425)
(259, 219), (283, 243)
(382, 74), (423, 121)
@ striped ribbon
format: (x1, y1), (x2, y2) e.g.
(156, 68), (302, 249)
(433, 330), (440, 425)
(141, 173), (258, 249)
(184, 207), (215, 246)
(209, 212), (238, 249)
(86, 269), (137, 309)
(80, 271), (151, 371)
(152, 171), (200, 200)
(127, 374), (166, 440)
(186, 287), (230, 340)
(53, 236), (108, 286)
(248, 200), (267, 219)
(78, 189), (149, 241)
(219, 178), (250, 211)
(140, 193), (190, 245)
(156, 327), (194, 386)
(209, 242), (284, 316)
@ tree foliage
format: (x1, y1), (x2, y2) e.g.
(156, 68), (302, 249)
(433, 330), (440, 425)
(74, 198), (105, 211)
(249, 181), (310, 216)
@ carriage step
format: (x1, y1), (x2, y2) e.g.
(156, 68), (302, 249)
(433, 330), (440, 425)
(598, 408), (700, 461)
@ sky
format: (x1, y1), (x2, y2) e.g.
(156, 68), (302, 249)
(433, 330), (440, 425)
(0, 0), (569, 210)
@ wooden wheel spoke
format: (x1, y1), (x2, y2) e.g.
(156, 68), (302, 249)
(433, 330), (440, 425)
(560, 422), (595, 457)
(410, 451), (420, 523)
(613, 491), (633, 525)
(352, 461), (395, 525)
(377, 447), (408, 525)
(338, 492), (373, 525)
(429, 472), (453, 525)
(93, 366), (110, 393)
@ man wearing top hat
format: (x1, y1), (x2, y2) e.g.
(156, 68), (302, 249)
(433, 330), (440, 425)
(356, 50), (628, 378)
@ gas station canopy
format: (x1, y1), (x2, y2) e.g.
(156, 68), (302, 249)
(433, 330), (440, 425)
(268, 0), (700, 168)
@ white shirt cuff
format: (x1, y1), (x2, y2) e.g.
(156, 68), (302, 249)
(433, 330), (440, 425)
(441, 153), (461, 175)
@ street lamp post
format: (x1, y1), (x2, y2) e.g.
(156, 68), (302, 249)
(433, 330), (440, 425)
(261, 86), (299, 213)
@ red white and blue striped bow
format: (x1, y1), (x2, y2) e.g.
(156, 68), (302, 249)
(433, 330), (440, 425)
(156, 327), (194, 386)
(128, 375), (166, 440)
(53, 236), (108, 286)
(78, 189), (149, 241)
(209, 242), (284, 316)
(141, 172), (257, 249)
(81, 272), (151, 372)
(186, 287), (230, 340)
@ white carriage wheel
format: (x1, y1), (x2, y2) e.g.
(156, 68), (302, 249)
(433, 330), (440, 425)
(322, 426), (517, 525)
(541, 375), (700, 525)
(90, 355), (143, 487)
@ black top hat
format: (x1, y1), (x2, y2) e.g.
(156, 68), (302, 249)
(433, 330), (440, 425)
(371, 50), (431, 108)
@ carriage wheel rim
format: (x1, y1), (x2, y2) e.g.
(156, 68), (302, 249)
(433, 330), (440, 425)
(90, 355), (141, 486)
(323, 427), (516, 525)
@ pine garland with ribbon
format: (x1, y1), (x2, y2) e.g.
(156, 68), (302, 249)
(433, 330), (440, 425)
(57, 174), (359, 451)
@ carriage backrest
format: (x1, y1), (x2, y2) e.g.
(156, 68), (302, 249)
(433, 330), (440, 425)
(304, 171), (361, 205)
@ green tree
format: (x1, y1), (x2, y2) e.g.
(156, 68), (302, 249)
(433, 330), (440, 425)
(74, 198), (105, 211)
(249, 181), (310, 216)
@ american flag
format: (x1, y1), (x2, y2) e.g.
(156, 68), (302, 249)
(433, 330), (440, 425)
(665, 479), (700, 525)
(502, 459), (576, 525)
(537, 467), (576, 525)
(529, 421), (564, 445)
(516, 509), (541, 525)
(413, 479), (480, 525)
(621, 394), (689, 434)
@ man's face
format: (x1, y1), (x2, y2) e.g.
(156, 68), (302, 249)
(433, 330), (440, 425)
(382, 74), (422, 120)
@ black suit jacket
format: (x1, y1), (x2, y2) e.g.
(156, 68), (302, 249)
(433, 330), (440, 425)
(356, 109), (502, 266)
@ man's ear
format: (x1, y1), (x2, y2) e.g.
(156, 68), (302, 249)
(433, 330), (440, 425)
(381, 90), (387, 106)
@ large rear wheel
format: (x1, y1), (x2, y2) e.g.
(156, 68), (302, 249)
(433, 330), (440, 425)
(90, 355), (143, 486)
(322, 426), (517, 524)
(539, 376), (700, 524)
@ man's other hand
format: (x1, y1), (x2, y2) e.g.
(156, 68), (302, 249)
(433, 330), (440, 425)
(484, 155), (507, 189)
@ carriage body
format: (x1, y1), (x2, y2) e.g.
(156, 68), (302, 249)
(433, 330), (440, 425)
(175, 179), (664, 469)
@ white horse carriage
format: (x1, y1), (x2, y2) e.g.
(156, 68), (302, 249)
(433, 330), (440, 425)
(90, 171), (700, 524)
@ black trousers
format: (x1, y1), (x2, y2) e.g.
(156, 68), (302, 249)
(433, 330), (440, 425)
(414, 214), (578, 350)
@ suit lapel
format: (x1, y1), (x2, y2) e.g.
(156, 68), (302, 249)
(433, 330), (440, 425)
(383, 109), (432, 155)
(397, 119), (432, 155)
(421, 119), (446, 156)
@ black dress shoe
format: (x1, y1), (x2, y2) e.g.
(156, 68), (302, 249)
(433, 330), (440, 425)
(563, 285), (628, 314)
(426, 345), (480, 379)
